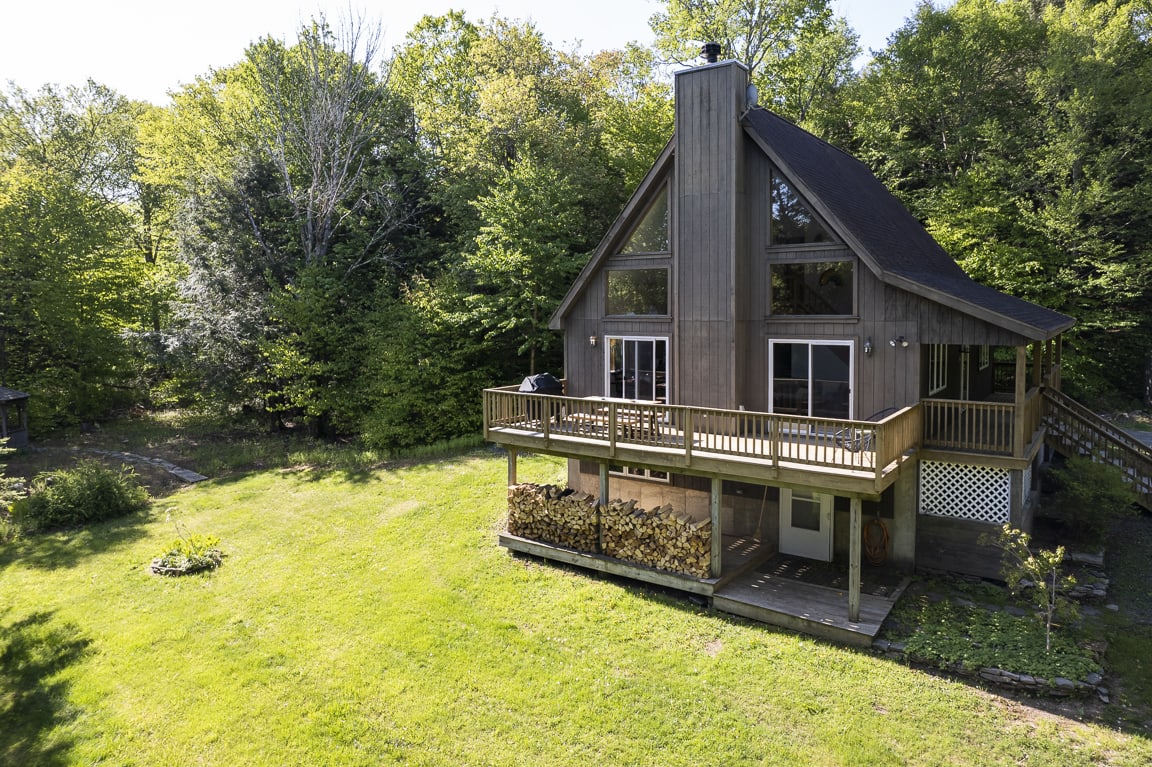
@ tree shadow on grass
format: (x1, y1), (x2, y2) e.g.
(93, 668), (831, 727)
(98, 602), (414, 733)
(0, 610), (92, 766)
(0, 509), (152, 572)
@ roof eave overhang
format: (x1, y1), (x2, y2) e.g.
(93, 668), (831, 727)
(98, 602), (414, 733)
(886, 272), (1075, 342)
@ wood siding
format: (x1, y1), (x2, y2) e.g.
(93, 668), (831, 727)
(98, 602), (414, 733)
(674, 62), (748, 410)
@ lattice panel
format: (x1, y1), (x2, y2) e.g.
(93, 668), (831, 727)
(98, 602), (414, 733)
(919, 460), (1010, 523)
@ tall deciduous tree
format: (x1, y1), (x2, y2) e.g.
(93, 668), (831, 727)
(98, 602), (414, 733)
(840, 0), (1152, 402)
(649, 0), (859, 124)
(147, 16), (425, 431)
(0, 81), (148, 424)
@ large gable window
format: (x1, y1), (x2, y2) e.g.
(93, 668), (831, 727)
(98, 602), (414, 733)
(620, 187), (669, 254)
(770, 261), (854, 315)
(771, 172), (832, 245)
(606, 269), (668, 316)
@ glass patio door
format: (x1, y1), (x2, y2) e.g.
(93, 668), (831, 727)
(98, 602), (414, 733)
(769, 341), (852, 419)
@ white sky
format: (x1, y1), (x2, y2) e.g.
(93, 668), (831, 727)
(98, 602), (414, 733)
(1, 1), (926, 105)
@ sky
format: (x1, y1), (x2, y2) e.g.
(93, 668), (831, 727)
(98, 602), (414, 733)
(1, 1), (926, 105)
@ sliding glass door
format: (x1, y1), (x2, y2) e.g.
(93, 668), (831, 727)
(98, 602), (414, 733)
(769, 340), (852, 419)
(606, 337), (668, 402)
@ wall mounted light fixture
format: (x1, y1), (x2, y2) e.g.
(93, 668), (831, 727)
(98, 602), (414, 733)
(589, 335), (598, 348)
(889, 336), (910, 348)
(864, 337), (873, 356)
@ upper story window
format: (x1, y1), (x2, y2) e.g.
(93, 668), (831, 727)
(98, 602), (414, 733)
(979, 344), (990, 370)
(606, 269), (668, 316)
(620, 187), (669, 254)
(770, 261), (854, 315)
(771, 173), (832, 245)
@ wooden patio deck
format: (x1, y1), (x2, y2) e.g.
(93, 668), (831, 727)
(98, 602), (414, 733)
(484, 389), (923, 496)
(499, 531), (906, 645)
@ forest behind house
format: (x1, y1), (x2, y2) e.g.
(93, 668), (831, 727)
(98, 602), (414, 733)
(2, 0), (1150, 446)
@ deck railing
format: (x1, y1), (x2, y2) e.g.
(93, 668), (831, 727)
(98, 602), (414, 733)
(922, 388), (1042, 457)
(484, 388), (919, 477)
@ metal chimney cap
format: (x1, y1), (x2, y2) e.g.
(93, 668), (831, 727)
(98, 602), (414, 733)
(701, 42), (721, 63)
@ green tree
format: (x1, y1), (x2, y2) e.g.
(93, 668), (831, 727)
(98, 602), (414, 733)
(147, 16), (425, 431)
(840, 0), (1152, 402)
(0, 82), (148, 424)
(649, 0), (859, 124)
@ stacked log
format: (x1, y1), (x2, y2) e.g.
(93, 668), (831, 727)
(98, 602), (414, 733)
(506, 483), (598, 553)
(601, 500), (712, 578)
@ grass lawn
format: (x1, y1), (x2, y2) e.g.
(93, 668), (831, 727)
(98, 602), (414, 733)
(3, 446), (1151, 766)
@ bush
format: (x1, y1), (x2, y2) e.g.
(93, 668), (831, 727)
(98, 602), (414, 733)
(1047, 456), (1137, 544)
(11, 460), (150, 531)
(151, 532), (223, 575)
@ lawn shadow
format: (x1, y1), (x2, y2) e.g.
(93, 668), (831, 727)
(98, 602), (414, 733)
(0, 609), (92, 766)
(0, 509), (153, 572)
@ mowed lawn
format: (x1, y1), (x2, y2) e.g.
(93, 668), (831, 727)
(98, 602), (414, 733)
(2, 451), (1149, 766)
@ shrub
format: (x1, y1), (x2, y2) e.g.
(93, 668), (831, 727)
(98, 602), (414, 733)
(151, 532), (223, 576)
(1047, 456), (1137, 544)
(11, 460), (150, 531)
(1, 439), (27, 543)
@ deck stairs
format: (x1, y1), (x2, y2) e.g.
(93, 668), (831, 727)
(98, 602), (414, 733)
(1042, 388), (1152, 510)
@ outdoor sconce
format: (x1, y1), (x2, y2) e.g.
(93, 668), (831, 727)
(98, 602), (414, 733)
(890, 336), (910, 348)
(589, 335), (598, 348)
(864, 337), (873, 356)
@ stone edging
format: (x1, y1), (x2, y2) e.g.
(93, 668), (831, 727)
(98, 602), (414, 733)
(871, 638), (1110, 702)
(26, 446), (207, 483)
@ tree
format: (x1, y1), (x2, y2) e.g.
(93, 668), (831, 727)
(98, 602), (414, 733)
(0, 81), (148, 424)
(839, 0), (1152, 402)
(147, 16), (425, 431)
(981, 525), (1078, 652)
(649, 0), (859, 124)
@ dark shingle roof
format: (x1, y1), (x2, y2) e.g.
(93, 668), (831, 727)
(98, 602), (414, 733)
(0, 386), (28, 402)
(744, 108), (1073, 340)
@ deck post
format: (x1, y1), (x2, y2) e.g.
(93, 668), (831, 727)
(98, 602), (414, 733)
(710, 477), (722, 578)
(1036, 340), (1046, 389)
(599, 463), (609, 555)
(849, 496), (862, 622)
(1014, 345), (1027, 458)
(507, 447), (518, 486)
(684, 409), (693, 466)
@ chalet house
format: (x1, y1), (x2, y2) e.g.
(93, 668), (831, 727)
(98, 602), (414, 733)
(482, 58), (1152, 645)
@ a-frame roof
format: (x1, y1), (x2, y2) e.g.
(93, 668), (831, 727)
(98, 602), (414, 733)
(743, 108), (1073, 340)
(549, 138), (675, 330)
(552, 106), (1074, 341)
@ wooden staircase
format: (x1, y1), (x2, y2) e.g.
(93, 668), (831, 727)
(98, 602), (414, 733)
(1042, 388), (1152, 510)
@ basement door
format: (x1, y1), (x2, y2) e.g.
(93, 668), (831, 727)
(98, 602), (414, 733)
(778, 488), (834, 561)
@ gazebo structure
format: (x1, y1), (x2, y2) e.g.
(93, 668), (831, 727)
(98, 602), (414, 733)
(0, 387), (29, 448)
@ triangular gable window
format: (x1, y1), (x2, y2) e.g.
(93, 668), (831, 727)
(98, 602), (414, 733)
(771, 172), (833, 245)
(619, 186), (669, 253)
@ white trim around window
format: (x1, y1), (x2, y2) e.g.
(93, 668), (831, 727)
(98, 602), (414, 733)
(928, 344), (948, 395)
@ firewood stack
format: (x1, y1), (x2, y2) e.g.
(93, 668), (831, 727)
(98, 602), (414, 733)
(506, 483), (599, 552)
(601, 501), (712, 578)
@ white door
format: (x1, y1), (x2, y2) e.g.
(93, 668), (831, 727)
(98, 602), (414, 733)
(779, 488), (834, 561)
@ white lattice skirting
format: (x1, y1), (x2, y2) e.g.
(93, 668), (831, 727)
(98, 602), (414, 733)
(919, 460), (1010, 524)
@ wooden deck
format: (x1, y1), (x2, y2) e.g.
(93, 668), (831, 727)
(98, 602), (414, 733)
(499, 532), (906, 645)
(484, 389), (921, 496)
(714, 570), (905, 647)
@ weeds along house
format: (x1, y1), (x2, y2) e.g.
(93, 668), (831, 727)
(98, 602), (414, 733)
(482, 57), (1151, 644)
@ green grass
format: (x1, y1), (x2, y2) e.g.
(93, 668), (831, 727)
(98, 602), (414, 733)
(2, 450), (1151, 766)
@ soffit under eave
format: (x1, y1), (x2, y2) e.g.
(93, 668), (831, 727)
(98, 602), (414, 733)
(885, 273), (1075, 343)
(741, 123), (888, 283)
(548, 136), (676, 330)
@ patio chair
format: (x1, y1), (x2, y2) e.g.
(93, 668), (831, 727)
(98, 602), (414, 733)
(834, 407), (900, 453)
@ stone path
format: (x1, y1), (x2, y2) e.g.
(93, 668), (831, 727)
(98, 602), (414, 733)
(29, 446), (207, 483)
